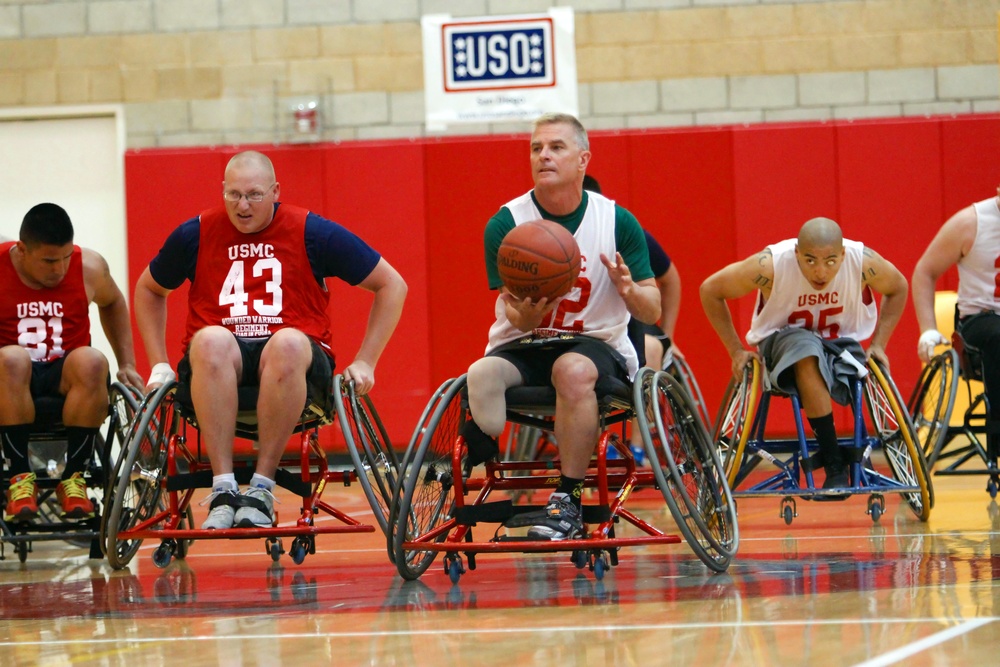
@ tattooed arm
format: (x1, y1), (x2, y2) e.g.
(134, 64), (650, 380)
(861, 247), (908, 365)
(700, 248), (773, 379)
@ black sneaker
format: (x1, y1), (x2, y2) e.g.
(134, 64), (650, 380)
(821, 466), (850, 498)
(527, 492), (584, 540)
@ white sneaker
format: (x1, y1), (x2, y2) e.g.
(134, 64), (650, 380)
(234, 486), (276, 528)
(201, 490), (239, 529)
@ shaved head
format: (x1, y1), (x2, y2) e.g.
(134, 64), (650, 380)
(225, 150), (275, 182)
(798, 217), (843, 250)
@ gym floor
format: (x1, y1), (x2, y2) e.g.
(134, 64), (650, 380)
(1, 471), (997, 666)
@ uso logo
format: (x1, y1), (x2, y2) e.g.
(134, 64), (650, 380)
(442, 17), (556, 92)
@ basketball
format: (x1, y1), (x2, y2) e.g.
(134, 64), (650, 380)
(497, 219), (581, 301)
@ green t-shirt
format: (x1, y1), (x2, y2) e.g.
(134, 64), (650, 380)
(484, 191), (653, 289)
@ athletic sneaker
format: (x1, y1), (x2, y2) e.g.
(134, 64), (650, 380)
(823, 466), (849, 492)
(201, 490), (240, 530)
(234, 486), (276, 528)
(56, 473), (96, 519)
(4, 472), (39, 522)
(527, 492), (584, 541)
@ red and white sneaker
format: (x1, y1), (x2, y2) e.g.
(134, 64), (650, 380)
(4, 472), (39, 522)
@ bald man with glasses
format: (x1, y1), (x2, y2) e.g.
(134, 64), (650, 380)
(134, 150), (407, 531)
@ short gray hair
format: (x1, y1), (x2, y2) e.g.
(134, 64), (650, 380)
(532, 112), (589, 151)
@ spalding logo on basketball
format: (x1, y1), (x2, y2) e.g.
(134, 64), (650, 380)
(497, 219), (581, 301)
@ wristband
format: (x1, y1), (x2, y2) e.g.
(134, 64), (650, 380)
(147, 362), (176, 386)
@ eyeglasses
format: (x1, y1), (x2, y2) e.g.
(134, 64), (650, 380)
(223, 183), (275, 203)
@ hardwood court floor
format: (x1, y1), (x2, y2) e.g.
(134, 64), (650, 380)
(1, 473), (998, 666)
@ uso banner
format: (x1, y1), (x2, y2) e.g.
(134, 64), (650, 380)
(421, 8), (578, 129)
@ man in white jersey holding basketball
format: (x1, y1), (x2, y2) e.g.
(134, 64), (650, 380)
(913, 187), (1000, 444)
(461, 113), (660, 540)
(701, 218), (908, 491)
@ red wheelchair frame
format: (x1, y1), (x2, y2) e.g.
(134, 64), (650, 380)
(102, 374), (399, 569)
(389, 369), (738, 582)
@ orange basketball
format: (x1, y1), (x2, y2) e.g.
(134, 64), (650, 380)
(497, 220), (581, 301)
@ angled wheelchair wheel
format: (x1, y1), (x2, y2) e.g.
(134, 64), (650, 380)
(865, 361), (933, 520)
(665, 355), (710, 431)
(390, 376), (464, 580)
(907, 349), (958, 468)
(334, 376), (400, 540)
(636, 368), (739, 572)
(29, 383), (140, 551)
(711, 360), (760, 487)
(104, 382), (178, 569)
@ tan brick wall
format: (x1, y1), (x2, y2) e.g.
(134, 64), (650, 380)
(0, 0), (995, 144)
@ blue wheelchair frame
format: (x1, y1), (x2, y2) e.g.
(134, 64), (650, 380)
(718, 359), (932, 525)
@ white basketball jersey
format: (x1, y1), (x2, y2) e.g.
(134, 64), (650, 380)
(957, 197), (1000, 317)
(486, 191), (639, 379)
(746, 238), (877, 345)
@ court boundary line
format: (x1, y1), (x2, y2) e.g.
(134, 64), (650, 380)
(1, 616), (996, 647)
(850, 618), (993, 667)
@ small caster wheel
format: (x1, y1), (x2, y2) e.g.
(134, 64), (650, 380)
(571, 550), (587, 569)
(867, 493), (885, 523)
(152, 541), (175, 569)
(15, 541), (28, 563)
(290, 537), (308, 565)
(444, 554), (465, 583)
(447, 560), (463, 584)
(593, 553), (609, 581)
(987, 479), (998, 499)
(780, 497), (797, 526)
(267, 538), (283, 562)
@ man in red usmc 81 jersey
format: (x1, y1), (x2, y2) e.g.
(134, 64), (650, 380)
(0, 203), (143, 522)
(700, 218), (908, 492)
(134, 151), (407, 530)
(913, 188), (1000, 448)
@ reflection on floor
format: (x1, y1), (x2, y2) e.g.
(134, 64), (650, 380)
(1, 475), (999, 666)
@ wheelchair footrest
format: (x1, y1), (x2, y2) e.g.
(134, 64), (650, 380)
(454, 501), (611, 526)
(165, 468), (312, 498)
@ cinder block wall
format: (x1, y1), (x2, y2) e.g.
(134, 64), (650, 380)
(0, 0), (997, 147)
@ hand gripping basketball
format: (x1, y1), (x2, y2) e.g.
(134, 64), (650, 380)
(497, 219), (581, 301)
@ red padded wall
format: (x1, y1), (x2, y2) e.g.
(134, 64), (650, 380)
(423, 135), (530, 383)
(627, 128), (736, 415)
(938, 116), (1000, 292)
(836, 119), (943, 398)
(122, 114), (1000, 452)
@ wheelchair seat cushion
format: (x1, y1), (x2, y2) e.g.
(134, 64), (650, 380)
(505, 375), (632, 415)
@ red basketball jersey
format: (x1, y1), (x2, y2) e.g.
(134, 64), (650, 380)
(183, 205), (333, 355)
(0, 242), (92, 362)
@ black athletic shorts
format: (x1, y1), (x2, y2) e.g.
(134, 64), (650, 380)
(178, 336), (334, 409)
(488, 335), (630, 387)
(30, 357), (68, 399)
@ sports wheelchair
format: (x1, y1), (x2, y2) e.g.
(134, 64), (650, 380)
(101, 374), (400, 570)
(1, 382), (138, 562)
(503, 349), (711, 466)
(388, 367), (739, 583)
(908, 328), (1000, 498)
(713, 358), (932, 524)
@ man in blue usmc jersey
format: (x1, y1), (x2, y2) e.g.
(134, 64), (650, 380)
(461, 113), (660, 540)
(700, 218), (907, 492)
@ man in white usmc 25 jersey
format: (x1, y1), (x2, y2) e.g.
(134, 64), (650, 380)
(700, 217), (908, 492)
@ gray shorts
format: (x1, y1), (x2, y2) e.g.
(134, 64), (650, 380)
(757, 327), (868, 406)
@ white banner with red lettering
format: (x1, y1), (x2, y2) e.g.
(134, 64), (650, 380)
(421, 8), (578, 129)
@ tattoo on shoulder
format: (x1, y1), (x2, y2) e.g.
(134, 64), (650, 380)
(752, 274), (771, 288)
(757, 249), (772, 265)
